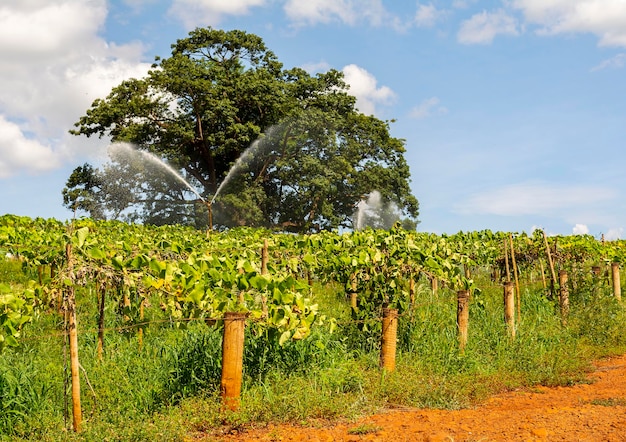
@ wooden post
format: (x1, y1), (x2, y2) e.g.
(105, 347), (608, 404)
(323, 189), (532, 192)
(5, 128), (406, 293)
(138, 298), (145, 352)
(503, 282), (515, 339)
(260, 239), (269, 316)
(97, 284), (106, 362)
(504, 240), (511, 282)
(261, 239), (269, 275)
(491, 265), (500, 282)
(509, 234), (521, 320)
(349, 272), (358, 310)
(409, 276), (415, 312)
(380, 308), (398, 372)
(559, 270), (569, 325)
(457, 290), (470, 352)
(220, 312), (247, 412)
(206, 201), (213, 237)
(591, 265), (602, 297)
(611, 263), (621, 302)
(65, 244), (82, 432)
(122, 288), (131, 322)
(543, 231), (557, 298)
(430, 276), (438, 297)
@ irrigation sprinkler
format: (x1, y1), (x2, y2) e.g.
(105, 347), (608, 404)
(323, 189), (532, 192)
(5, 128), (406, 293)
(206, 200), (213, 235)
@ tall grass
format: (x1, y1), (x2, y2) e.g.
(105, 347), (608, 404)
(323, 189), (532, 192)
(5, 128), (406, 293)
(1, 259), (626, 440)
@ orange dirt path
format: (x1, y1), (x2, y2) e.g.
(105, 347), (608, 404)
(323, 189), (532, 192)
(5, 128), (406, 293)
(214, 354), (626, 441)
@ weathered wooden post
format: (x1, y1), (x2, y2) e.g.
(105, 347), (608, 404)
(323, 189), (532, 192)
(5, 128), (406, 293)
(220, 312), (247, 411)
(559, 270), (569, 325)
(611, 263), (621, 302)
(260, 239), (269, 316)
(349, 272), (358, 310)
(503, 282), (515, 339)
(430, 276), (438, 297)
(509, 234), (521, 321)
(380, 308), (398, 372)
(261, 238), (269, 275)
(65, 244), (82, 432)
(543, 231), (558, 298)
(457, 290), (470, 352)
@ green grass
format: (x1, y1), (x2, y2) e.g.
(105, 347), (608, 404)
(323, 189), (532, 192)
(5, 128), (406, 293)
(347, 423), (382, 435)
(1, 260), (626, 440)
(590, 397), (626, 407)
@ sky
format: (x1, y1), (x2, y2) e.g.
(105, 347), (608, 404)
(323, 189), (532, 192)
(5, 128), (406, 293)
(1, 0), (625, 238)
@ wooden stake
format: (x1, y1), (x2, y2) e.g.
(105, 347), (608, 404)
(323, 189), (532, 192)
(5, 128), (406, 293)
(349, 272), (358, 310)
(503, 282), (515, 339)
(138, 298), (145, 352)
(559, 270), (569, 325)
(543, 231), (558, 298)
(504, 240), (511, 282)
(409, 276), (416, 313)
(380, 308), (398, 372)
(611, 263), (621, 302)
(220, 312), (247, 412)
(97, 284), (106, 362)
(260, 239), (269, 316)
(509, 234), (521, 321)
(65, 244), (82, 432)
(457, 290), (470, 352)
(430, 275), (438, 297)
(261, 239), (269, 275)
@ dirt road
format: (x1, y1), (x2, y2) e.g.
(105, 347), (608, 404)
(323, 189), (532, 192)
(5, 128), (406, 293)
(216, 354), (626, 441)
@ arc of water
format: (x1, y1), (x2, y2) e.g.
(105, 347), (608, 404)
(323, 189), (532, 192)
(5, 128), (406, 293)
(109, 143), (206, 203)
(211, 125), (281, 205)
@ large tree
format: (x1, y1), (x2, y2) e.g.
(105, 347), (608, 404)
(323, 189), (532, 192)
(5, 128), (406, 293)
(67, 27), (419, 231)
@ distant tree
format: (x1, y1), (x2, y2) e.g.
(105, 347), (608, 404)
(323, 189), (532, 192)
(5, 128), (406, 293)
(68, 27), (419, 231)
(62, 164), (105, 219)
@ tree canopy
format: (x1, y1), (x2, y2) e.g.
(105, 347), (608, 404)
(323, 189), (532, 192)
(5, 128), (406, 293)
(66, 27), (419, 231)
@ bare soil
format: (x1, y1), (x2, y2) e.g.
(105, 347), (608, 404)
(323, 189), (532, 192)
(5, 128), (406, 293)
(211, 353), (626, 441)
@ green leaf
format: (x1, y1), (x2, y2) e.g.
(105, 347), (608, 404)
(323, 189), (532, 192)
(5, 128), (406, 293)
(278, 330), (291, 346)
(75, 226), (89, 248)
(87, 247), (107, 260)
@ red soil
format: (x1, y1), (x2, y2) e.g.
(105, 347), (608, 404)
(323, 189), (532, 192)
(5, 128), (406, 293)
(211, 353), (626, 441)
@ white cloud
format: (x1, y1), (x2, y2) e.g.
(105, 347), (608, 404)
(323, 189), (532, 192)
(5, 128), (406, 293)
(409, 97), (448, 119)
(415, 3), (445, 28)
(284, 0), (358, 26)
(0, 1), (107, 58)
(458, 9), (520, 44)
(572, 223), (589, 235)
(284, 0), (406, 29)
(341, 64), (396, 115)
(168, 0), (266, 28)
(512, 0), (626, 47)
(456, 181), (617, 216)
(605, 227), (624, 240)
(0, 116), (61, 177)
(0, 1), (151, 178)
(300, 60), (332, 74)
(591, 53), (626, 71)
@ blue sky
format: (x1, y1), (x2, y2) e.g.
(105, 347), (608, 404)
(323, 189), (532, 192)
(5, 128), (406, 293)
(1, 0), (625, 238)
